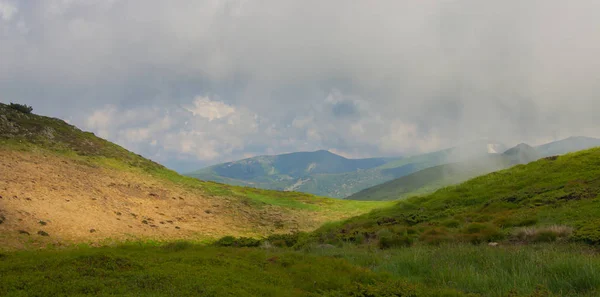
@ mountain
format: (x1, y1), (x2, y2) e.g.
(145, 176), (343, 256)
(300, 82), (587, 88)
(0, 103), (385, 249)
(346, 139), (600, 202)
(346, 143), (539, 201)
(535, 136), (600, 157)
(187, 140), (506, 198)
(314, 146), (600, 246)
(188, 150), (395, 183)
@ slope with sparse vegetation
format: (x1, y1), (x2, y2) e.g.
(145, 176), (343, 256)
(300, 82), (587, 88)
(0, 103), (388, 249)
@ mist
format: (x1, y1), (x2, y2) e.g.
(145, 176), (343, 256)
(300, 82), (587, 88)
(1, 0), (599, 171)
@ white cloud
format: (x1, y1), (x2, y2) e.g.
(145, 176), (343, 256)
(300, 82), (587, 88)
(380, 121), (443, 155)
(0, 1), (17, 22)
(186, 96), (235, 121)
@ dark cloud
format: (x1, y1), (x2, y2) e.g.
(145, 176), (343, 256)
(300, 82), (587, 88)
(1, 0), (600, 171)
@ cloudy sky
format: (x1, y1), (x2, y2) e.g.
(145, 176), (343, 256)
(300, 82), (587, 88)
(1, 0), (600, 172)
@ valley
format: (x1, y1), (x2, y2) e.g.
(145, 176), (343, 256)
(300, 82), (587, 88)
(1, 103), (600, 296)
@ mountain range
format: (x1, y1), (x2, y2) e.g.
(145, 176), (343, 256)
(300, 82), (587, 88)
(187, 137), (600, 199)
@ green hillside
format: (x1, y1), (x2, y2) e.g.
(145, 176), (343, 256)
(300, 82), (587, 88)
(3, 146), (600, 296)
(346, 143), (541, 201)
(311, 147), (600, 246)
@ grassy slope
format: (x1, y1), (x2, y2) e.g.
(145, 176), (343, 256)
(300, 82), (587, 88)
(346, 156), (511, 201)
(312, 148), (600, 246)
(0, 103), (387, 247)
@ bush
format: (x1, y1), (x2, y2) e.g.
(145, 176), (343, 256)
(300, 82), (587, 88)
(460, 223), (504, 244)
(493, 216), (538, 228)
(572, 222), (600, 245)
(9, 103), (33, 114)
(214, 236), (261, 247)
(377, 228), (414, 249)
(162, 241), (194, 252)
(442, 219), (461, 228)
(265, 232), (305, 248)
(419, 227), (452, 245)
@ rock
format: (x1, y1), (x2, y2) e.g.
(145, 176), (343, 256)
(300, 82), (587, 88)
(18, 230), (30, 235)
(37, 230), (49, 237)
(89, 229), (96, 233)
(38, 220), (47, 226)
(488, 242), (499, 247)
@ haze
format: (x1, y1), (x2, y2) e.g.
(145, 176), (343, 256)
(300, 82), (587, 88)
(1, 0), (599, 172)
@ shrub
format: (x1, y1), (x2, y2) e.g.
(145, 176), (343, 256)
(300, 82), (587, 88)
(9, 103), (33, 114)
(460, 223), (504, 244)
(162, 241), (194, 252)
(377, 228), (414, 249)
(419, 227), (452, 245)
(265, 232), (305, 248)
(494, 216), (538, 228)
(214, 236), (261, 247)
(442, 219), (460, 228)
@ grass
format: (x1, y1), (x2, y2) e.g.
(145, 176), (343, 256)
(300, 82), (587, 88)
(0, 242), (598, 296)
(308, 243), (600, 297)
(0, 243), (449, 297)
(310, 148), (600, 246)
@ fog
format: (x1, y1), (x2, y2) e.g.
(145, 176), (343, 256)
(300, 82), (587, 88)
(1, 0), (599, 171)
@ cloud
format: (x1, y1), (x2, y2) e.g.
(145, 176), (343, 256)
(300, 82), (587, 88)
(186, 96), (235, 121)
(0, 0), (17, 22)
(1, 1), (600, 171)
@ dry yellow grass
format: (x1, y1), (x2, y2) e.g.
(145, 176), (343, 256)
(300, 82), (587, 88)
(0, 149), (372, 249)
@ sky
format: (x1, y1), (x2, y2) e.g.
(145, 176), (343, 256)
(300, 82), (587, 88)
(1, 0), (600, 172)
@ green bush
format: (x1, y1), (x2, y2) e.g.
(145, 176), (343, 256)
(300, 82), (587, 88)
(9, 103), (33, 114)
(377, 228), (414, 249)
(265, 232), (305, 248)
(460, 223), (504, 244)
(214, 236), (261, 247)
(572, 221), (600, 244)
(442, 219), (461, 228)
(162, 241), (194, 252)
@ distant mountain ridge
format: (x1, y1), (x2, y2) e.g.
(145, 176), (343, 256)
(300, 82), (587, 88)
(346, 139), (600, 201)
(187, 140), (509, 198)
(188, 136), (600, 199)
(202, 150), (395, 180)
(346, 143), (540, 201)
(187, 150), (400, 193)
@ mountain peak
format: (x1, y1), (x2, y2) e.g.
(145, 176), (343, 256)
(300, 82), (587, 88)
(503, 143), (540, 164)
